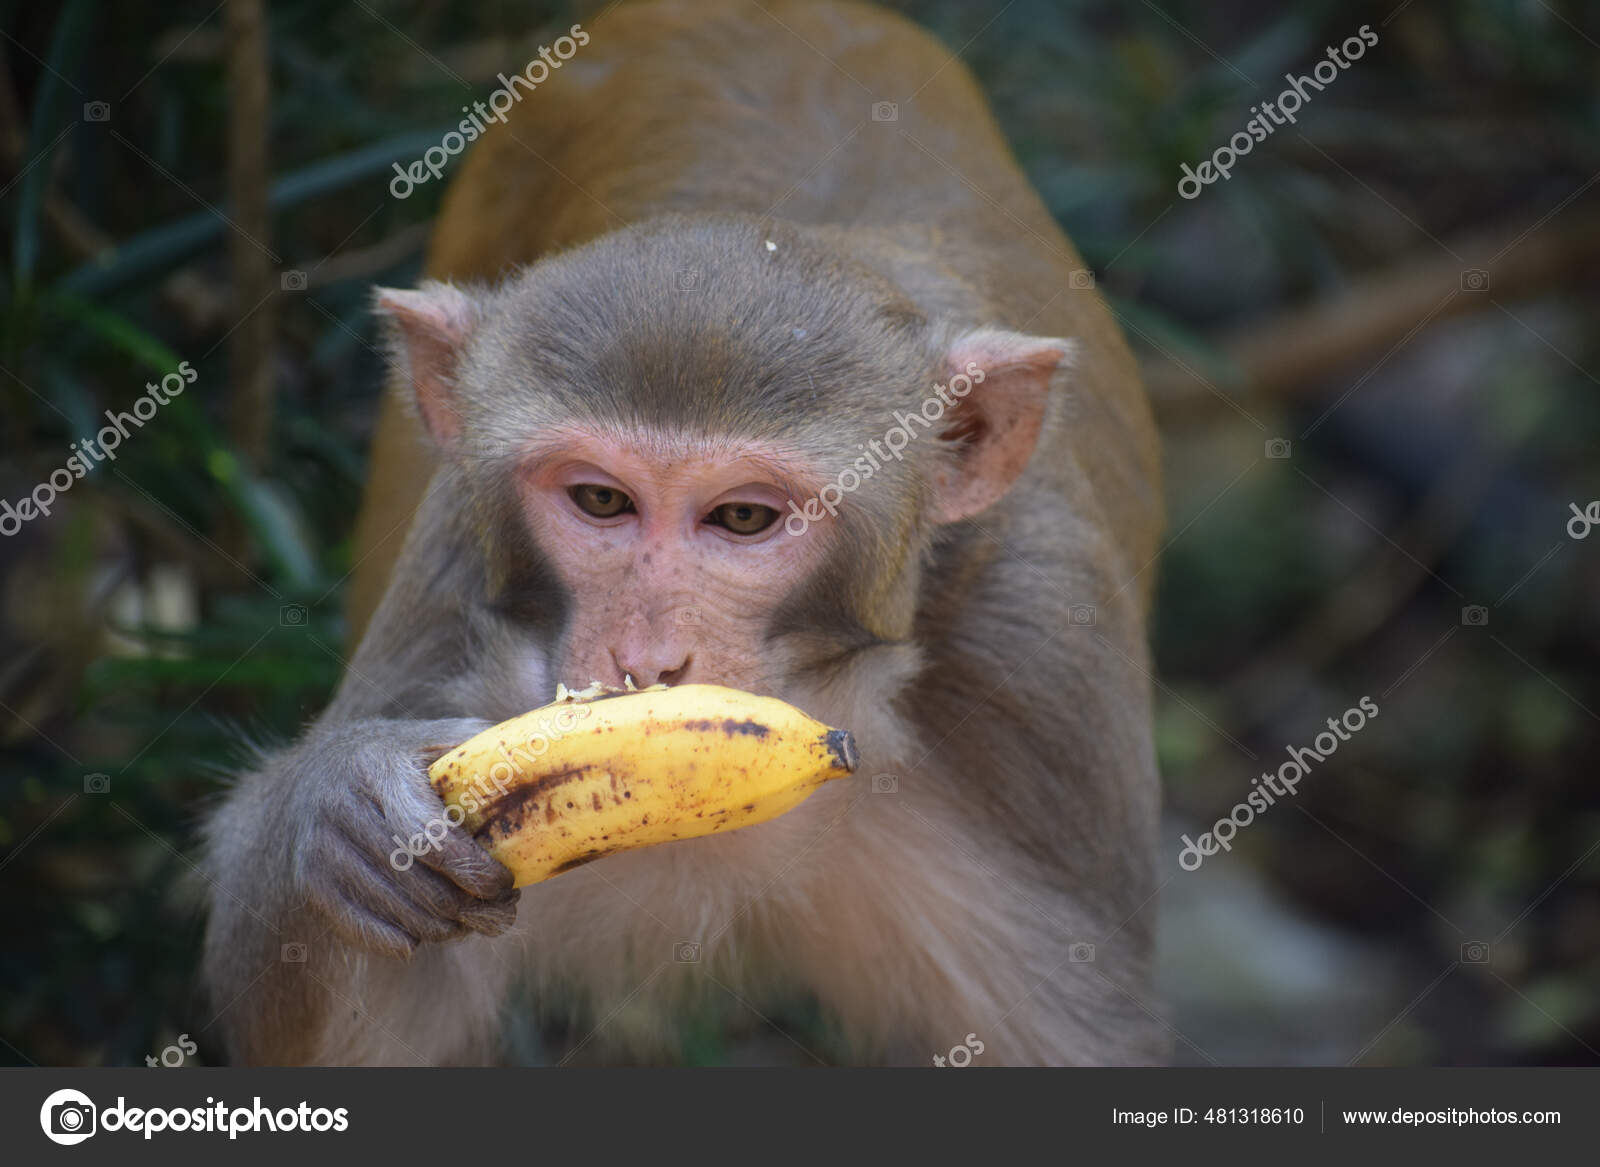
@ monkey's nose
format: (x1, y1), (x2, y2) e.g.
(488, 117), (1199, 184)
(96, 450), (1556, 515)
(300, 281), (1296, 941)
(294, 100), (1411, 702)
(610, 648), (691, 689)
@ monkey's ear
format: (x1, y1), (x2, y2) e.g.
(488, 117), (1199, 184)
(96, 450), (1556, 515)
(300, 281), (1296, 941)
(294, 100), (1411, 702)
(373, 282), (480, 446)
(928, 329), (1075, 524)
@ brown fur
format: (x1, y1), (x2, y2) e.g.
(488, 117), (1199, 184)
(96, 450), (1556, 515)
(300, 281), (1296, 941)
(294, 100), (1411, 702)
(202, 0), (1165, 1065)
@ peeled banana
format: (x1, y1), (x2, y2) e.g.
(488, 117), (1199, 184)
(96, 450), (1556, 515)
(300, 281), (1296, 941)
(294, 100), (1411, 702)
(427, 683), (858, 886)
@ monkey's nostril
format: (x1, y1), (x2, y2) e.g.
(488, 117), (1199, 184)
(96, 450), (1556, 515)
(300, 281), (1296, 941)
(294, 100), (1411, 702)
(610, 649), (691, 689)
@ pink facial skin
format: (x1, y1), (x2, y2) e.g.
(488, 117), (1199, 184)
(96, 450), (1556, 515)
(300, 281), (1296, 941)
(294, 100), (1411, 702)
(517, 429), (833, 693)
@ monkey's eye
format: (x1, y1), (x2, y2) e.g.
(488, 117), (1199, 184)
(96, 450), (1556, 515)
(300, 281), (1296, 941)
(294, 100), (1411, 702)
(569, 484), (634, 519)
(707, 502), (778, 536)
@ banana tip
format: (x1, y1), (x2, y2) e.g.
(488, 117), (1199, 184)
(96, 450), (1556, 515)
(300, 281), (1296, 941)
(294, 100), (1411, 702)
(826, 728), (859, 775)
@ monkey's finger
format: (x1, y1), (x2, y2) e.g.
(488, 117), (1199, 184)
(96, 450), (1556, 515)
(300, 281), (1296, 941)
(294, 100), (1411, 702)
(322, 887), (422, 962)
(365, 772), (517, 900)
(327, 837), (473, 947)
(397, 858), (514, 933)
(336, 795), (511, 907)
(456, 889), (520, 937)
(411, 827), (517, 900)
(343, 883), (468, 949)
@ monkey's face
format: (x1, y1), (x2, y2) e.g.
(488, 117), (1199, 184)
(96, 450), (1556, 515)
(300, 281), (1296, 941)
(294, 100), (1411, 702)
(375, 217), (1074, 705)
(517, 427), (833, 695)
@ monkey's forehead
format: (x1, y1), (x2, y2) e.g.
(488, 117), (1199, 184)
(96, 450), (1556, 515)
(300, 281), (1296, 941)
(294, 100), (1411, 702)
(462, 215), (937, 431)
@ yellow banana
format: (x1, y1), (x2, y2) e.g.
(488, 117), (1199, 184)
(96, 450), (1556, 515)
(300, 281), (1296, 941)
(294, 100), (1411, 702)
(428, 683), (858, 886)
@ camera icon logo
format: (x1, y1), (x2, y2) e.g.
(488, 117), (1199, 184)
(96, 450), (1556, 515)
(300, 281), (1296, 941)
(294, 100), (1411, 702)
(1460, 269), (1490, 292)
(83, 101), (110, 122)
(673, 940), (701, 963)
(870, 101), (899, 122)
(1068, 269), (1095, 290)
(281, 942), (308, 963)
(281, 270), (307, 292)
(673, 607), (702, 626)
(40, 1088), (97, 1145)
(1068, 942), (1096, 963)
(1068, 604), (1097, 627)
(1460, 941), (1490, 964)
(1265, 438), (1292, 459)
(674, 268), (701, 291)
(870, 773), (898, 794)
(280, 603), (308, 627)
(83, 772), (111, 794)
(1461, 605), (1489, 627)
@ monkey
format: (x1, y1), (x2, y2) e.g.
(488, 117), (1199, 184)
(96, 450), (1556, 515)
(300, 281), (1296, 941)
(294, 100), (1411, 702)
(200, 0), (1165, 1066)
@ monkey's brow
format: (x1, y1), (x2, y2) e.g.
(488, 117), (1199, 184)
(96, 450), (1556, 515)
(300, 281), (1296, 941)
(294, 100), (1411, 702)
(516, 431), (819, 497)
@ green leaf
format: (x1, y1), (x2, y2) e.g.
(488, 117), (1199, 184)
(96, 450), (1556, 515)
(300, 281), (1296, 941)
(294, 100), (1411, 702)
(208, 448), (320, 589)
(43, 294), (186, 374)
(11, 0), (94, 289)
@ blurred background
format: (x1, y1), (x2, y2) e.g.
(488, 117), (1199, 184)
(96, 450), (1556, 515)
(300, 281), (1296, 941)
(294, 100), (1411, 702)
(1, 0), (1596, 1067)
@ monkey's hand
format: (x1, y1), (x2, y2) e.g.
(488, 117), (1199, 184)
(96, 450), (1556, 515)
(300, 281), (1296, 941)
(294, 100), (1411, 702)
(285, 718), (520, 959)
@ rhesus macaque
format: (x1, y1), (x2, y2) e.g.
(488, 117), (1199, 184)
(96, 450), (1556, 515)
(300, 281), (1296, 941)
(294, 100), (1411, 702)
(202, 0), (1164, 1065)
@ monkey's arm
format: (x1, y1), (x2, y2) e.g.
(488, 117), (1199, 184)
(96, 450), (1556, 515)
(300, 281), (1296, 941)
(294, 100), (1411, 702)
(201, 477), (524, 1065)
(199, 716), (519, 1064)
